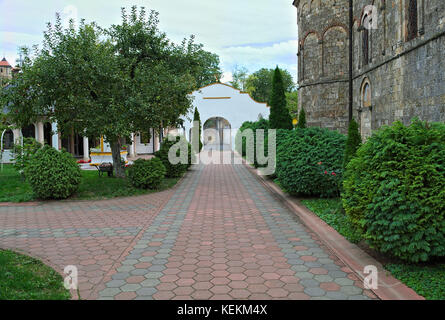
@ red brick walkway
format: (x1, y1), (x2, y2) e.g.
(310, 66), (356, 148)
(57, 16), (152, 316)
(0, 162), (378, 300)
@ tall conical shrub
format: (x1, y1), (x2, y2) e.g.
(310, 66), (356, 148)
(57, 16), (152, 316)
(269, 67), (293, 130)
(343, 118), (362, 169)
(297, 107), (306, 129)
(192, 107), (203, 152)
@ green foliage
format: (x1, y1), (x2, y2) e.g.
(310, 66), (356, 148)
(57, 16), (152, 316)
(155, 136), (189, 178)
(230, 65), (249, 91)
(286, 91), (299, 119)
(12, 137), (42, 176)
(385, 263), (445, 300)
(268, 67), (293, 130)
(24, 145), (81, 200)
(276, 128), (346, 197)
(342, 120), (445, 262)
(0, 164), (180, 203)
(343, 118), (362, 169)
(192, 107), (203, 152)
(128, 158), (166, 189)
(301, 198), (362, 243)
(297, 107), (306, 129)
(245, 67), (295, 103)
(2, 6), (221, 178)
(0, 249), (70, 300)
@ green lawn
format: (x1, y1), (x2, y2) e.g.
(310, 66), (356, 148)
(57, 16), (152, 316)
(301, 197), (445, 300)
(0, 249), (70, 300)
(300, 198), (362, 243)
(0, 164), (181, 202)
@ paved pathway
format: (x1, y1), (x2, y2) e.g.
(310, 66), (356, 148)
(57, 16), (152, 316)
(0, 161), (377, 300)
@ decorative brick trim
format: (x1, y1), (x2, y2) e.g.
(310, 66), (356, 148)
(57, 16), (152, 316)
(322, 21), (350, 38)
(301, 30), (321, 47)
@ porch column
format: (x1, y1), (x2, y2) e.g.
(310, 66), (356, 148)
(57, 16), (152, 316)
(83, 136), (89, 161)
(37, 122), (44, 144)
(153, 132), (159, 152)
(12, 129), (21, 145)
(51, 122), (59, 150)
(130, 133), (136, 158)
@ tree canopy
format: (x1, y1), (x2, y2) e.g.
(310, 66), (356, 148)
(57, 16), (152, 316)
(245, 67), (295, 103)
(1, 6), (222, 177)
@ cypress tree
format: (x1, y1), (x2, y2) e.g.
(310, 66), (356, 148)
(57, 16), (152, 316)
(343, 118), (362, 169)
(297, 107), (306, 129)
(192, 107), (203, 152)
(268, 67), (293, 130)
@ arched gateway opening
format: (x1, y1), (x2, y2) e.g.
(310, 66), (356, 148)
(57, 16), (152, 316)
(203, 117), (232, 151)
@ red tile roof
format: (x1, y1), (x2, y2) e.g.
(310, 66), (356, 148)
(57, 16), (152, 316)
(0, 58), (12, 67)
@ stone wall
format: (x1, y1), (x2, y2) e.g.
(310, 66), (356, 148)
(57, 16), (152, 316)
(295, 0), (445, 138)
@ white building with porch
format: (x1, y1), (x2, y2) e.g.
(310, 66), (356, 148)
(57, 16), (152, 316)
(183, 83), (270, 150)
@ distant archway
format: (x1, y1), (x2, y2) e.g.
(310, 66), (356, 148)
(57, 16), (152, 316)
(2, 129), (14, 150)
(203, 117), (232, 151)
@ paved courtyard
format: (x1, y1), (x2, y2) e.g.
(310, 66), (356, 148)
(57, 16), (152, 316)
(0, 161), (377, 300)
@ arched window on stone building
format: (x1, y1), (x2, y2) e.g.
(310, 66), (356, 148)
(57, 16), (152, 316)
(407, 0), (418, 41)
(360, 79), (372, 139)
(362, 14), (370, 66)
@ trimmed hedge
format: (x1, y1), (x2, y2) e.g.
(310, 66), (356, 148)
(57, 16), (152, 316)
(128, 158), (166, 189)
(24, 145), (81, 200)
(342, 120), (445, 262)
(275, 127), (346, 197)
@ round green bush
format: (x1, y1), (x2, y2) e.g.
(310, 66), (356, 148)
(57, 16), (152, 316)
(275, 127), (346, 197)
(128, 158), (166, 189)
(24, 145), (81, 200)
(342, 120), (445, 262)
(155, 136), (190, 178)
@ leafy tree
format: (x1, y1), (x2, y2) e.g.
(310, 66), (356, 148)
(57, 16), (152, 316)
(192, 107), (203, 152)
(1, 6), (220, 178)
(297, 107), (307, 129)
(245, 68), (295, 103)
(285, 90), (298, 118)
(192, 50), (222, 88)
(268, 67), (293, 130)
(230, 65), (249, 91)
(343, 118), (362, 169)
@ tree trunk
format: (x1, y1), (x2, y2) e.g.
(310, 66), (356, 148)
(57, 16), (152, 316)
(110, 139), (126, 178)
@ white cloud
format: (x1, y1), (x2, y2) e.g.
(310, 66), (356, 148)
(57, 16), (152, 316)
(0, 0), (299, 80)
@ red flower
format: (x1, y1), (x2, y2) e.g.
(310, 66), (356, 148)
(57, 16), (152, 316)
(317, 161), (322, 165)
(332, 172), (336, 176)
(324, 171), (328, 174)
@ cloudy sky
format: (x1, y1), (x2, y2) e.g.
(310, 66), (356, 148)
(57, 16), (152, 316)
(0, 0), (299, 83)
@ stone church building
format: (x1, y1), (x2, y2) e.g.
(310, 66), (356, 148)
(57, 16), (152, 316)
(293, 0), (444, 138)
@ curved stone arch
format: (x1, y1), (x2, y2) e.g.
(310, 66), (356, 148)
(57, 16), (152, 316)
(310, 0), (320, 13)
(301, 30), (321, 47)
(358, 0), (377, 27)
(321, 21), (349, 39)
(302, 32), (321, 81)
(359, 77), (373, 139)
(360, 77), (372, 107)
(322, 26), (348, 77)
(301, 1), (309, 17)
